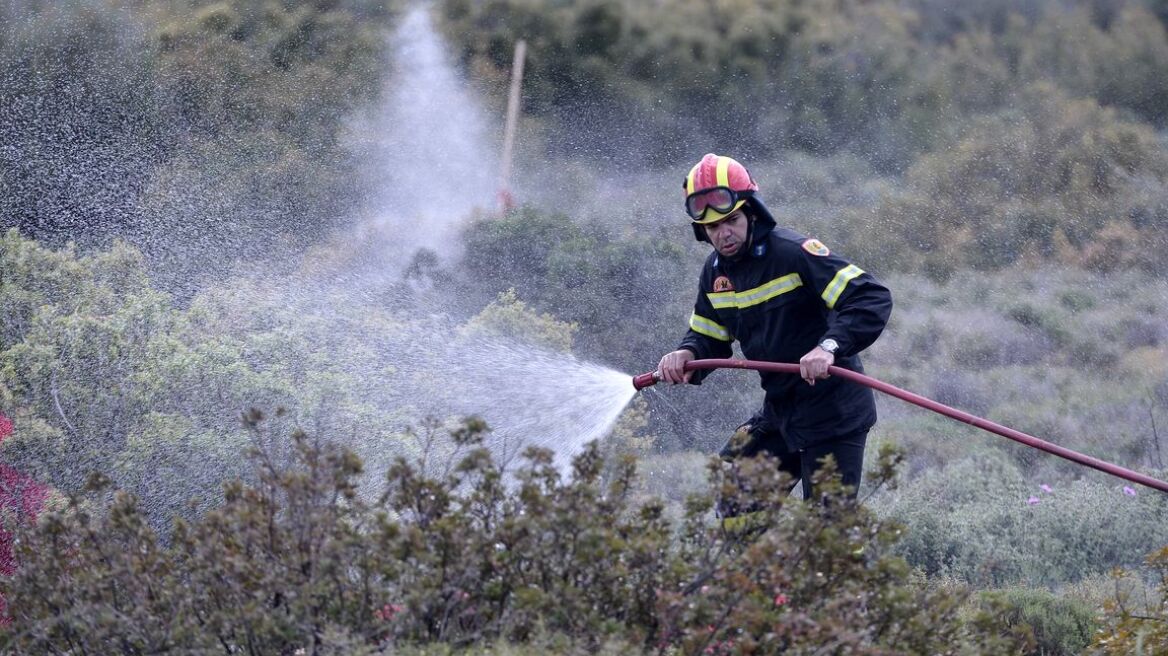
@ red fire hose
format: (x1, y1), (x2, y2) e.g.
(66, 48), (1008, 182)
(632, 359), (1168, 494)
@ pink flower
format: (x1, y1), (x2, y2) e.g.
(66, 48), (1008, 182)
(705, 639), (734, 654)
(1026, 496), (1040, 505)
(1040, 484), (1052, 493)
(774, 593), (789, 606)
(1123, 486), (1137, 497)
(374, 603), (405, 622)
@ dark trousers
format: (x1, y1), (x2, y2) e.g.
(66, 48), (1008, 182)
(724, 424), (868, 504)
(768, 430), (868, 500)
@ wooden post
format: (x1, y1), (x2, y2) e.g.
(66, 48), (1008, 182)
(498, 39), (526, 212)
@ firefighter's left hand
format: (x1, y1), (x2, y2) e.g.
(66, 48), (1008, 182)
(799, 346), (835, 386)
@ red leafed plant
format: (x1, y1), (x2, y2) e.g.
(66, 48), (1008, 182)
(0, 413), (48, 623)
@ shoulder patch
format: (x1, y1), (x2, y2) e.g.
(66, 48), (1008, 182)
(712, 275), (734, 292)
(801, 238), (830, 257)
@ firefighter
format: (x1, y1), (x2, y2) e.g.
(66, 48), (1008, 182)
(657, 153), (892, 511)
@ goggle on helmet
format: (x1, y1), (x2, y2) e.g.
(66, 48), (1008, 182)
(683, 153), (759, 225)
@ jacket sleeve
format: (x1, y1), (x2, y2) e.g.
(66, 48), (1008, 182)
(677, 271), (733, 384)
(794, 242), (892, 358)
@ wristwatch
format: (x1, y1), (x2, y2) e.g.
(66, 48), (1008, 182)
(818, 338), (839, 355)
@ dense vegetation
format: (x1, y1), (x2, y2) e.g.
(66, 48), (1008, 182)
(1, 0), (396, 293)
(6, 214), (1168, 653)
(443, 0), (1168, 274)
(3, 0), (1168, 653)
(1, 421), (1037, 654)
(442, 0), (1168, 156)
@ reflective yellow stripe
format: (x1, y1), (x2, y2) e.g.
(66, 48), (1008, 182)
(716, 156), (731, 187)
(707, 273), (803, 310)
(721, 510), (768, 534)
(707, 291), (736, 309)
(821, 265), (864, 309)
(689, 312), (731, 342)
(686, 163), (700, 194)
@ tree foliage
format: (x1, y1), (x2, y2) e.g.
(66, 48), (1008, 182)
(851, 83), (1168, 278)
(439, 0), (1168, 172)
(457, 207), (693, 373)
(0, 0), (395, 292)
(440, 0), (942, 168)
(0, 230), (424, 530)
(4, 2), (1168, 650)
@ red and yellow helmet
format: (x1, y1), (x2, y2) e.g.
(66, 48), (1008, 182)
(683, 153), (759, 225)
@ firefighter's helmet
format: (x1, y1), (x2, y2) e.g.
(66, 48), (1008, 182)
(683, 153), (758, 226)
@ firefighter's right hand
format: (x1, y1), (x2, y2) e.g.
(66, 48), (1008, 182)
(658, 349), (696, 384)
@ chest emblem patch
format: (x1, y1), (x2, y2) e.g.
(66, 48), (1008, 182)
(802, 238), (830, 256)
(713, 275), (734, 292)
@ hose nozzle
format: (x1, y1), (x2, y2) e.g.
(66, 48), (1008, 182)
(632, 370), (661, 391)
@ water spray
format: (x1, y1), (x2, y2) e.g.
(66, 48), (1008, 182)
(497, 38), (526, 213)
(633, 359), (1168, 494)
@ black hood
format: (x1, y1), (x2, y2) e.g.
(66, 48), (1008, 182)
(691, 195), (778, 257)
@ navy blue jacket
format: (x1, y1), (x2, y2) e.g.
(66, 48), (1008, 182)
(678, 215), (892, 450)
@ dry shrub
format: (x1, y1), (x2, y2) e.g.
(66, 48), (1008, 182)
(1093, 546), (1168, 654)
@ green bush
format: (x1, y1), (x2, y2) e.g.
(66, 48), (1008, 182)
(978, 587), (1097, 656)
(0, 421), (1032, 653)
(455, 206), (695, 364)
(876, 83), (1168, 272)
(0, 1), (172, 248)
(1, 1), (394, 292)
(438, 0), (1168, 178)
(0, 231), (430, 529)
(438, 0), (940, 167)
(875, 450), (1168, 587)
(1017, 5), (1168, 127)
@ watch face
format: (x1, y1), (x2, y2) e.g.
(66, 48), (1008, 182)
(821, 339), (839, 353)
